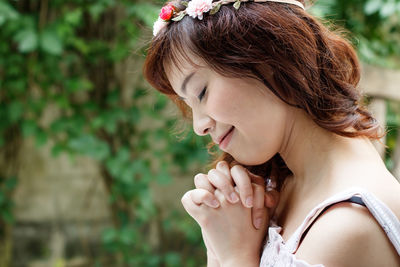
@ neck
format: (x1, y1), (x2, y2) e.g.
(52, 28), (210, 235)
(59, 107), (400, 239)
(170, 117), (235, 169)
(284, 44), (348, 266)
(275, 109), (384, 219)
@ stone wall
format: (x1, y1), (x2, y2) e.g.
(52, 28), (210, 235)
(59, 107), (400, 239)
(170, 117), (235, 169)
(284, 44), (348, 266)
(12, 139), (111, 267)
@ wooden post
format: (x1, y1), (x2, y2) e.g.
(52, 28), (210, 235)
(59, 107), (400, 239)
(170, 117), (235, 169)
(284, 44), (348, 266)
(392, 130), (400, 181)
(368, 98), (387, 158)
(361, 64), (400, 177)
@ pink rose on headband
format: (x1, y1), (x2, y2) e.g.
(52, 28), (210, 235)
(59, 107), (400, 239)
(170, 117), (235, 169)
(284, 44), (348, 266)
(159, 4), (175, 21)
(186, 0), (213, 20)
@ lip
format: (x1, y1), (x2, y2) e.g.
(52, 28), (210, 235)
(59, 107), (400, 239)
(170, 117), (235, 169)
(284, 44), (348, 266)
(218, 127), (234, 150)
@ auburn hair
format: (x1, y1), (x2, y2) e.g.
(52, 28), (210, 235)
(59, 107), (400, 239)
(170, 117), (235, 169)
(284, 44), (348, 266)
(143, 0), (383, 190)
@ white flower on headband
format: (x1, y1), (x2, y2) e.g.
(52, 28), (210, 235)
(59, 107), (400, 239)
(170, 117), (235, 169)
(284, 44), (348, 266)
(153, 18), (168, 36)
(186, 0), (213, 20)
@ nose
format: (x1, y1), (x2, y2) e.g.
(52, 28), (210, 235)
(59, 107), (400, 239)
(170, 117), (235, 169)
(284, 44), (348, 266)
(193, 109), (214, 136)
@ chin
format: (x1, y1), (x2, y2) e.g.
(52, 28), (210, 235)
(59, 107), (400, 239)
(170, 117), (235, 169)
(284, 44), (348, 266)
(232, 153), (273, 166)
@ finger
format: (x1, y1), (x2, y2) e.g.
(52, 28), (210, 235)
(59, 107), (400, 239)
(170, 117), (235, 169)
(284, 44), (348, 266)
(265, 189), (280, 216)
(252, 183), (268, 230)
(247, 170), (265, 187)
(230, 165), (254, 208)
(190, 188), (220, 208)
(213, 188), (225, 204)
(207, 169), (239, 204)
(194, 173), (215, 193)
(181, 190), (202, 218)
(216, 161), (231, 178)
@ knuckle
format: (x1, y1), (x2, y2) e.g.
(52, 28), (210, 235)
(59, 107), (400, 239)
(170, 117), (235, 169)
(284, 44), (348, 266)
(199, 192), (210, 203)
(214, 189), (228, 203)
(253, 200), (265, 210)
(208, 169), (224, 183)
(252, 182), (264, 192)
(240, 183), (253, 193)
(207, 169), (217, 177)
(194, 174), (206, 187)
(230, 165), (241, 175)
(219, 183), (233, 193)
(231, 165), (250, 182)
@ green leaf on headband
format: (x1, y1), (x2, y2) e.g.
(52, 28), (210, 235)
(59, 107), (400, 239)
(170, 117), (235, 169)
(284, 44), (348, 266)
(181, 1), (188, 7)
(233, 0), (241, 10)
(172, 12), (185, 21)
(210, 3), (222, 15)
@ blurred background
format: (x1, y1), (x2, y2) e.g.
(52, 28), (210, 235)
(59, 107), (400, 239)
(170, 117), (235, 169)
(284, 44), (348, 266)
(0, 0), (399, 266)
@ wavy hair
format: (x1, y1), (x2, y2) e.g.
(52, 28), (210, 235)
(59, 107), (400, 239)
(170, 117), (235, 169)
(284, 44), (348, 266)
(143, 0), (383, 190)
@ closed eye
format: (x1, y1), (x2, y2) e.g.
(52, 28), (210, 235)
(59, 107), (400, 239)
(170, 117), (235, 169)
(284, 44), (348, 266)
(198, 86), (207, 101)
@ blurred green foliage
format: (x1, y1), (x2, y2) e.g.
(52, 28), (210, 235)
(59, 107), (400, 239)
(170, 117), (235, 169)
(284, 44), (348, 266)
(0, 0), (399, 266)
(311, 0), (400, 67)
(0, 0), (209, 265)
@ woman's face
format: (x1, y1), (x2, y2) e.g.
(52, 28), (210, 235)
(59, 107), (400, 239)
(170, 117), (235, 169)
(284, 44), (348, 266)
(166, 60), (295, 165)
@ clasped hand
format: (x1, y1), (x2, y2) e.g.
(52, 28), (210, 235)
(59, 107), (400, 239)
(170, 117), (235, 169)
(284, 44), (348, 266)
(181, 161), (279, 266)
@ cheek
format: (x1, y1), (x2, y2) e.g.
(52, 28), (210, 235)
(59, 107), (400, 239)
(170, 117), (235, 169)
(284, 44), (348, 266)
(238, 104), (288, 164)
(207, 90), (239, 122)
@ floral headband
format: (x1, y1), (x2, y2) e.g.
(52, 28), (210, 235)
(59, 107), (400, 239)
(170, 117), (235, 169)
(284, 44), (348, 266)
(153, 0), (305, 36)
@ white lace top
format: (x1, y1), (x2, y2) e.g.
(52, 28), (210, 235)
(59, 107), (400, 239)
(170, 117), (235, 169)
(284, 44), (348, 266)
(259, 187), (400, 266)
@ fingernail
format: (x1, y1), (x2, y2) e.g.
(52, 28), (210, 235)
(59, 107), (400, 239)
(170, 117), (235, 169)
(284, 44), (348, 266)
(255, 218), (262, 229)
(211, 199), (220, 208)
(246, 196), (253, 208)
(230, 192), (239, 203)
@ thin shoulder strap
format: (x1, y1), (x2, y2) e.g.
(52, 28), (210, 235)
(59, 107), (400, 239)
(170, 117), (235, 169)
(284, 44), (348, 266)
(285, 188), (400, 255)
(298, 196), (366, 245)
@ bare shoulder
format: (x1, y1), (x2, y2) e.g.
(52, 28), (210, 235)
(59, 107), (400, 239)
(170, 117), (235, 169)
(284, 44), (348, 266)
(295, 201), (400, 267)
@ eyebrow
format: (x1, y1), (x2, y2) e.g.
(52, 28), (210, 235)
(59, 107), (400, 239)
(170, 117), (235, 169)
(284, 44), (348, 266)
(181, 71), (196, 95)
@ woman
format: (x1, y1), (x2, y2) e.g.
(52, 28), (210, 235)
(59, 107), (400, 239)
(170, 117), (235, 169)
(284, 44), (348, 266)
(144, 0), (400, 266)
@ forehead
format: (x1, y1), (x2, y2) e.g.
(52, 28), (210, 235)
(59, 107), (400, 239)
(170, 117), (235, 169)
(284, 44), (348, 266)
(164, 51), (207, 90)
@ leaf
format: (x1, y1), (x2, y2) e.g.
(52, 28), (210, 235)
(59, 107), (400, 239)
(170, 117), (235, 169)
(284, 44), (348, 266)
(51, 144), (65, 157)
(380, 1), (397, 18)
(14, 28), (38, 53)
(165, 252), (181, 266)
(1, 209), (14, 224)
(67, 135), (110, 161)
(21, 120), (38, 137)
(64, 9), (82, 26)
(210, 3), (222, 15)
(65, 78), (93, 93)
(102, 228), (118, 243)
(181, 1), (189, 7)
(233, 0), (241, 10)
(35, 129), (48, 147)
(40, 29), (63, 55)
(172, 12), (186, 22)
(5, 177), (17, 191)
(364, 0), (382, 15)
(0, 2), (19, 26)
(88, 3), (106, 22)
(8, 101), (24, 123)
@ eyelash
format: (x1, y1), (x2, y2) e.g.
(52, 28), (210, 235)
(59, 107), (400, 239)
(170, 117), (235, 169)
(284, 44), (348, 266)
(198, 86), (207, 101)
